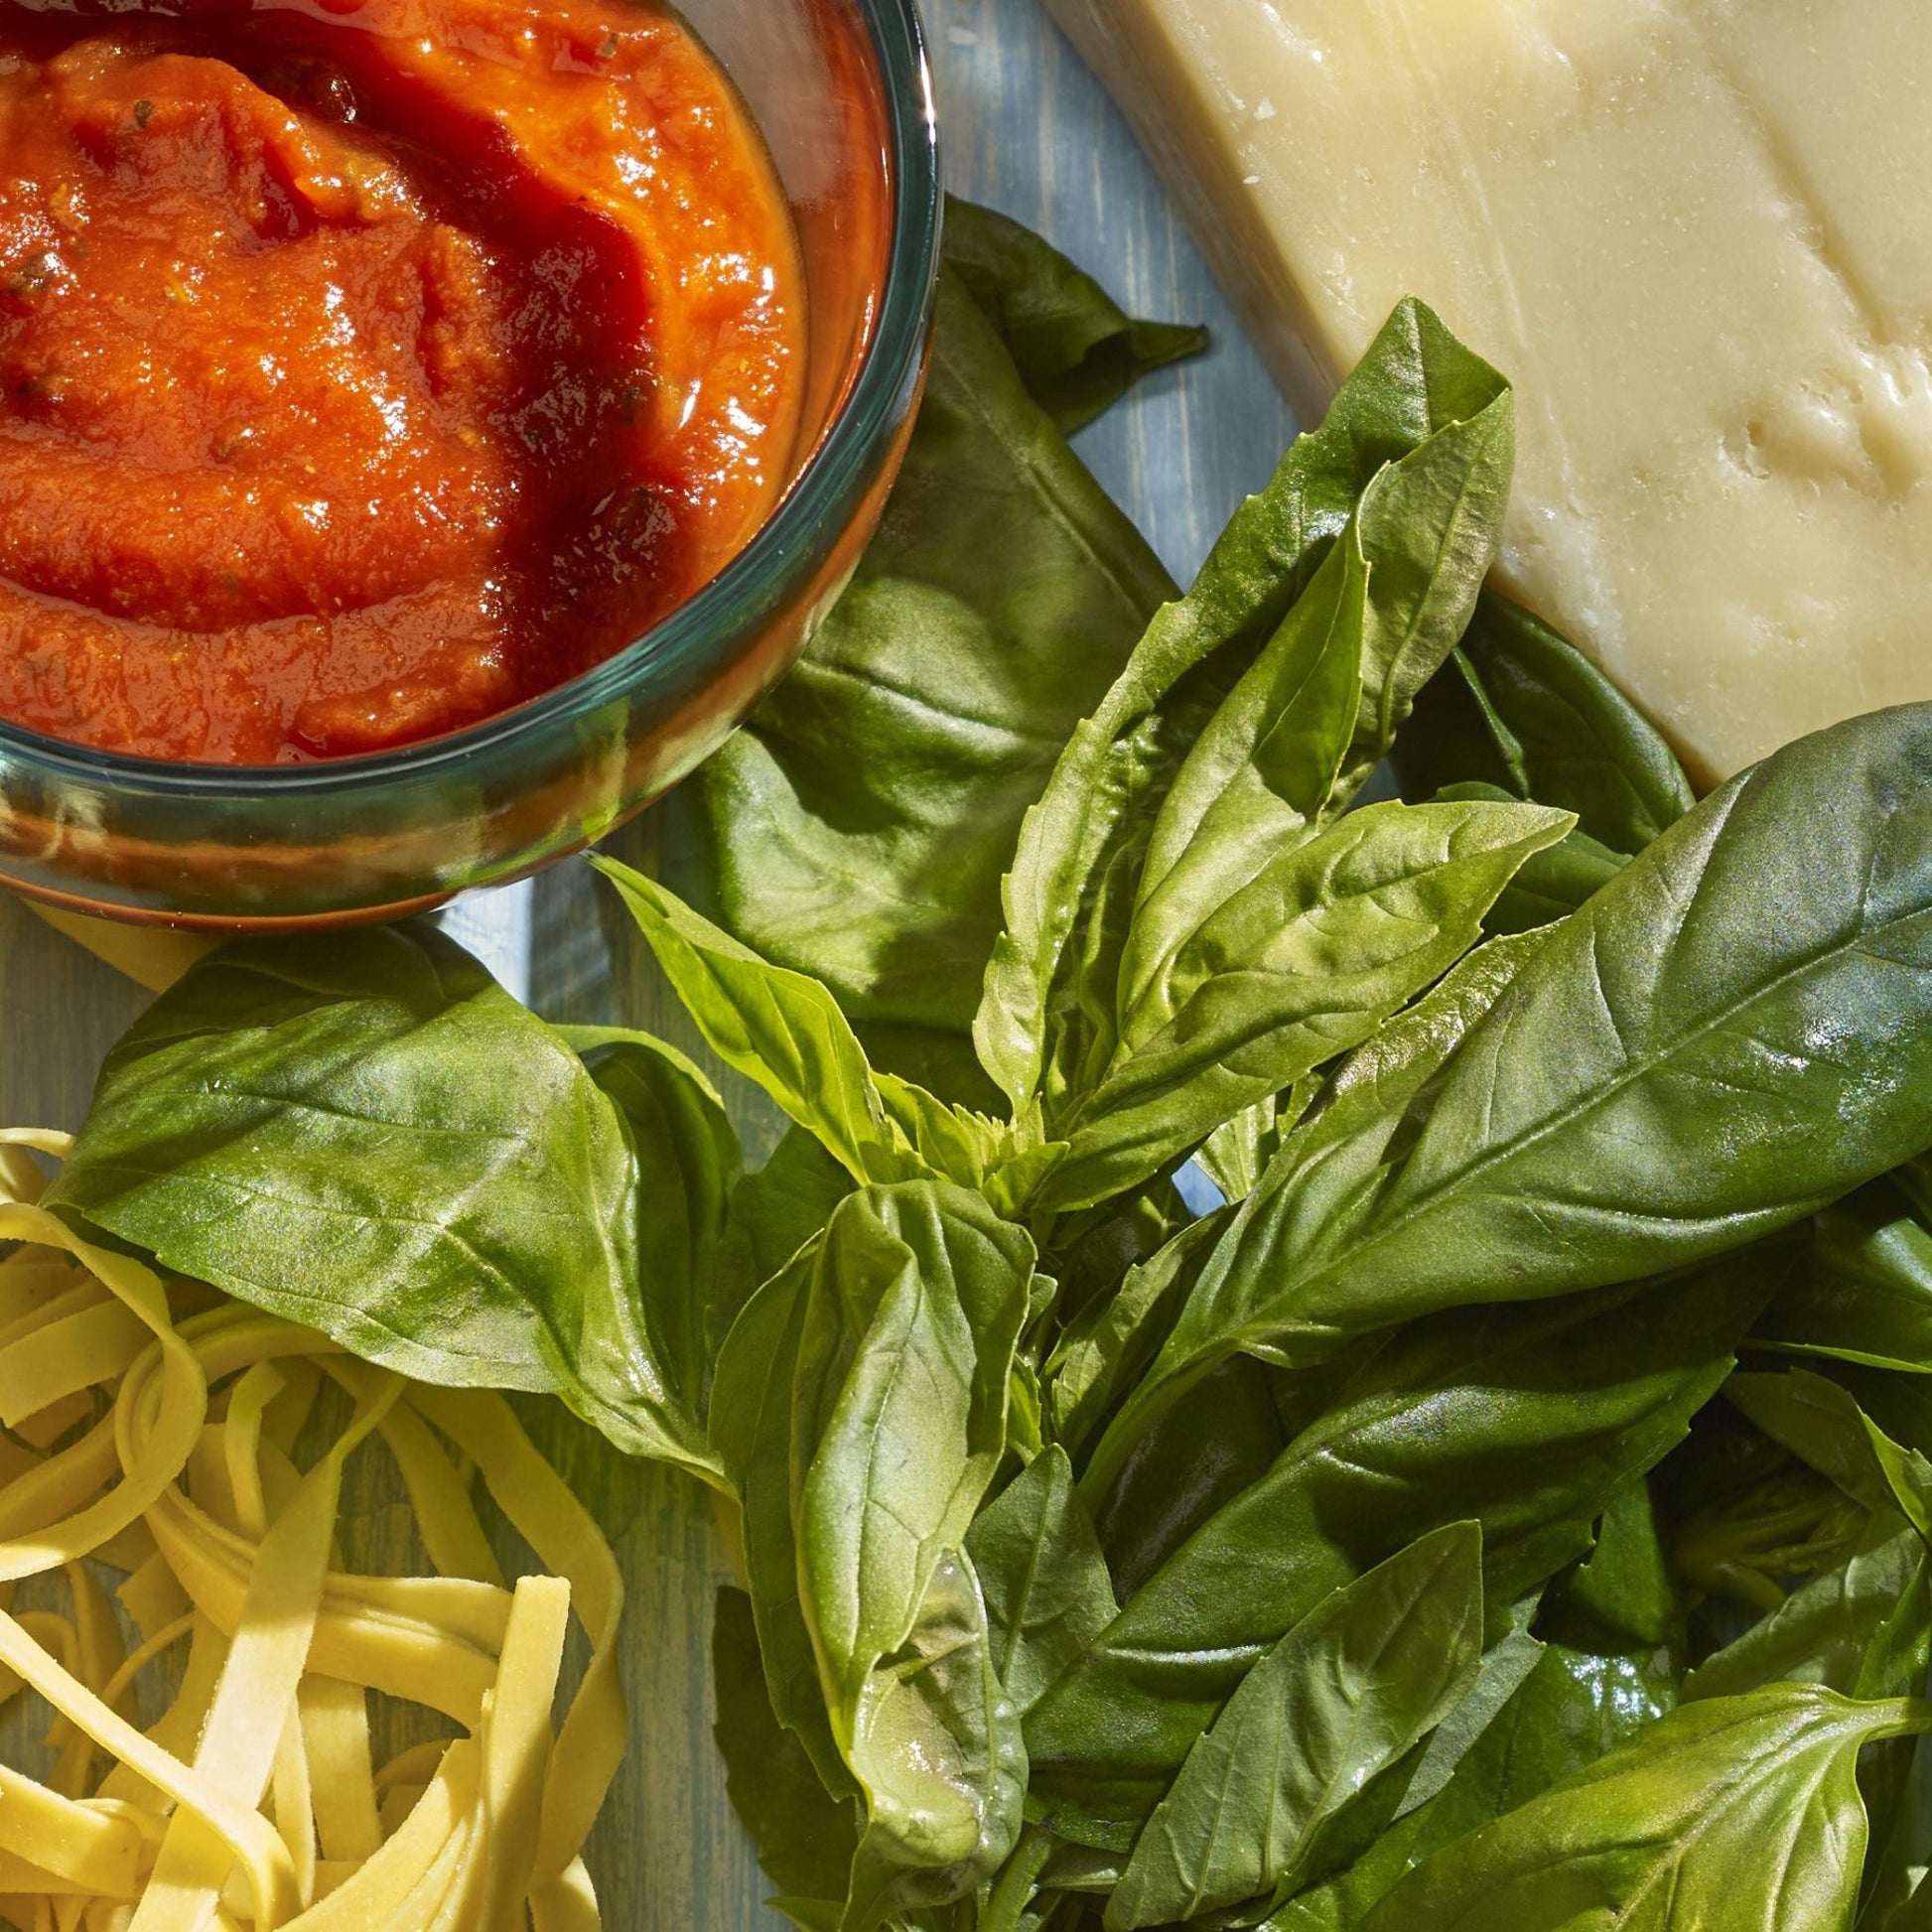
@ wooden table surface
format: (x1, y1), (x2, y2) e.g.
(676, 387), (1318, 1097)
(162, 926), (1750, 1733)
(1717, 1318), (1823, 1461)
(0, 2), (1301, 1921)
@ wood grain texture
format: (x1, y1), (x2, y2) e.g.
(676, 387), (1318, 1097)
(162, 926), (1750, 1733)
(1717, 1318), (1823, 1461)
(0, 2), (1297, 1922)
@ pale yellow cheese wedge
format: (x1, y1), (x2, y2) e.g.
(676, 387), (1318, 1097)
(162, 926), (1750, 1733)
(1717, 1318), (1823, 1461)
(1046, 0), (1932, 782)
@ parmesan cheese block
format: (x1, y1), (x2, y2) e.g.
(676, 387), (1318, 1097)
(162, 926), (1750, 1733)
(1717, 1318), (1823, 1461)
(1044, 0), (1932, 782)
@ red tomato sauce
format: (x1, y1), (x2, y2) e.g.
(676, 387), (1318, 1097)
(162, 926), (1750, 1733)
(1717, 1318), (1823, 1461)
(0, 0), (804, 761)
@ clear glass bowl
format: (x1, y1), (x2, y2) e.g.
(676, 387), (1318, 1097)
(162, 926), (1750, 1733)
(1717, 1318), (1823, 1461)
(0, 0), (940, 929)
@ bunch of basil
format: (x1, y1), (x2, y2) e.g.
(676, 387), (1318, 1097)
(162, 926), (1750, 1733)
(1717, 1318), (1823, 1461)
(47, 208), (1932, 1932)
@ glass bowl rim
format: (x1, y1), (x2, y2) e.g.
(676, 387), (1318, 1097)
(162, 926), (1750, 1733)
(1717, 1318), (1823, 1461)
(0, 0), (941, 800)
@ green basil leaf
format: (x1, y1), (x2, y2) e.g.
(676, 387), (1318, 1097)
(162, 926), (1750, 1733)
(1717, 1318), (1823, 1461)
(713, 1587), (860, 1925)
(1395, 590), (1696, 857)
(1546, 1478), (1680, 1656)
(562, 1027), (741, 1425)
(711, 1253), (855, 1797)
(1683, 1512), (1929, 1704)
(1757, 1184), (1932, 1374)
(942, 198), (1207, 435)
(1116, 516), (1372, 1031)
(792, 1181), (1036, 1719)
(1356, 1687), (1932, 1932)
(1109, 705), (1932, 1465)
(1107, 1523), (1484, 1930)
(976, 299), (1511, 1116)
(1038, 796), (1571, 1213)
(966, 1446), (1118, 1719)
(1044, 1208), (1231, 1461)
(717, 1124), (856, 1321)
(47, 929), (714, 1474)
(1268, 1637), (1677, 1932)
(595, 858), (1004, 1191)
(1084, 928), (1550, 1490)
(1197, 1081), (1313, 1207)
(693, 264), (1173, 1102)
(844, 1547), (1028, 1931)
(1428, 781), (1629, 934)
(1093, 1354), (1292, 1603)
(1029, 1251), (1767, 1848)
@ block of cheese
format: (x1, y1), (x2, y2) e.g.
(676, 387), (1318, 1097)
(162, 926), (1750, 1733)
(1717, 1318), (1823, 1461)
(1044, 0), (1932, 782)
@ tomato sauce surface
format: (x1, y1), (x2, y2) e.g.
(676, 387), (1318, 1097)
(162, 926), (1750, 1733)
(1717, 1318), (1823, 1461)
(0, 0), (804, 760)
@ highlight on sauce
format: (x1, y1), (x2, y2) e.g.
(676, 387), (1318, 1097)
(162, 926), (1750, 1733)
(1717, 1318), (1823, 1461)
(0, 0), (806, 762)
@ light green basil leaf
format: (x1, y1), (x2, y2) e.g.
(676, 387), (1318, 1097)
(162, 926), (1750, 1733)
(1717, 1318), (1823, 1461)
(1037, 797), (1570, 1213)
(844, 1549), (1027, 1931)
(1029, 1252), (1766, 1849)
(1106, 705), (1932, 1469)
(563, 1027), (741, 1426)
(710, 1253), (856, 1798)
(942, 197), (1207, 435)
(966, 1447), (1118, 1719)
(1119, 520), (1370, 1007)
(713, 1587), (861, 1928)
(1726, 1369), (1932, 1546)
(1394, 590), (1696, 858)
(1197, 1080), (1314, 1207)
(717, 1125), (856, 1322)
(1392, 1592), (1546, 1823)
(1107, 1523), (1484, 1931)
(693, 261), (1174, 1104)
(46, 929), (716, 1474)
(1356, 1687), (1932, 1932)
(595, 858), (1003, 1191)
(976, 300), (1511, 1116)
(792, 1182), (1035, 1719)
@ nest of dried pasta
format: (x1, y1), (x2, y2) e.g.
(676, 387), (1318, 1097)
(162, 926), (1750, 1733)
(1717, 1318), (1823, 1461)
(0, 1129), (626, 1931)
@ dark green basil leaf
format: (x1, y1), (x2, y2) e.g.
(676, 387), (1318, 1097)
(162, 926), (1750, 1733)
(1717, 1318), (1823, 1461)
(1029, 1252), (1766, 1847)
(1105, 705), (1932, 1467)
(942, 198), (1207, 435)
(1272, 1624), (1677, 1932)
(1107, 1523), (1484, 1930)
(1045, 1208), (1231, 1462)
(1356, 1687), (1932, 1932)
(1395, 590), (1696, 857)
(966, 1447), (1118, 1718)
(1545, 1478), (1680, 1657)
(1083, 929), (1550, 1491)
(713, 1587), (860, 1927)
(1757, 1183), (1932, 1374)
(844, 1548), (1027, 1931)
(693, 266), (1174, 1102)
(1427, 781), (1629, 934)
(1093, 1354), (1291, 1603)
(976, 300), (1511, 1115)
(1683, 1512), (1929, 1705)
(48, 929), (714, 1475)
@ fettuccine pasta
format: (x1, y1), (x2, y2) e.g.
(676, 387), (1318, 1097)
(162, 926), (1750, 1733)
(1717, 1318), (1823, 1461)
(0, 1129), (627, 1931)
